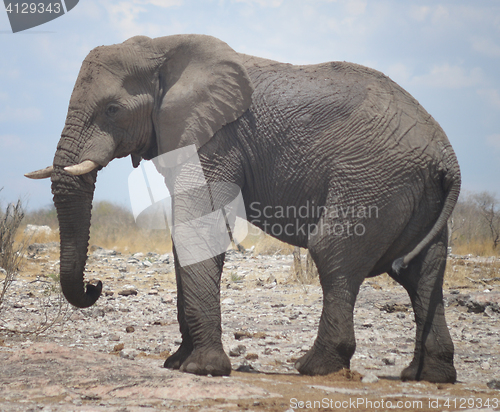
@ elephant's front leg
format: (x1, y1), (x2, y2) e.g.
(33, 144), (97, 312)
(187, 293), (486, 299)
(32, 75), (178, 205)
(164, 246), (193, 370)
(175, 253), (231, 376)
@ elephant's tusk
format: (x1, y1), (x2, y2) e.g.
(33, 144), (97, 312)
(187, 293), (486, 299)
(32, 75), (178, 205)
(64, 160), (99, 176)
(25, 166), (54, 179)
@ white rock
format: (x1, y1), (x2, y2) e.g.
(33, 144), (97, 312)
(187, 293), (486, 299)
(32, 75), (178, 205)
(361, 373), (379, 383)
(24, 224), (52, 236)
(120, 348), (138, 360)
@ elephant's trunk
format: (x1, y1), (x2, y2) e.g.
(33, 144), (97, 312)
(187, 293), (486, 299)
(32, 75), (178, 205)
(51, 118), (102, 308)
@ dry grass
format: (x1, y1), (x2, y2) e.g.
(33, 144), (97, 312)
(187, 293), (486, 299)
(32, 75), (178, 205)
(444, 256), (500, 289)
(251, 233), (294, 255)
(92, 229), (172, 254)
(19, 199), (500, 277)
(22, 201), (172, 255)
(450, 240), (500, 257)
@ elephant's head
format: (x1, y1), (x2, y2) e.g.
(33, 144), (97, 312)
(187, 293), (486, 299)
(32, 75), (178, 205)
(26, 34), (254, 308)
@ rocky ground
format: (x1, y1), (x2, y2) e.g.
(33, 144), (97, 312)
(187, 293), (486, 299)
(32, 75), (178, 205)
(0, 242), (499, 411)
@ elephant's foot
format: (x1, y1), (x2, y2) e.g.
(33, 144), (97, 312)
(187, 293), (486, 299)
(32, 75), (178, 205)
(164, 342), (193, 370)
(179, 347), (231, 376)
(295, 344), (351, 376)
(401, 357), (456, 383)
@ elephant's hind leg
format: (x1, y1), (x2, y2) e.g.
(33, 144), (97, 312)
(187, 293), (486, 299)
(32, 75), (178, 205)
(389, 229), (456, 383)
(295, 242), (371, 376)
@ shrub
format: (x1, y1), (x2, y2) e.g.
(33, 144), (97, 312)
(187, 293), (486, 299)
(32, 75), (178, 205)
(0, 194), (27, 308)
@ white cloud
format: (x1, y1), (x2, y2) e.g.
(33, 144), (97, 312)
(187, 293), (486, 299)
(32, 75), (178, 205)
(134, 0), (183, 7)
(105, 1), (167, 39)
(345, 0), (366, 16)
(0, 68), (20, 79)
(386, 63), (412, 85)
(233, 0), (283, 7)
(471, 36), (500, 58)
(411, 64), (484, 89)
(409, 4), (450, 24)
(477, 89), (500, 111)
(0, 107), (42, 123)
(486, 134), (500, 150)
(0, 135), (28, 150)
(410, 5), (430, 22)
(76, 0), (104, 21)
(431, 5), (449, 24)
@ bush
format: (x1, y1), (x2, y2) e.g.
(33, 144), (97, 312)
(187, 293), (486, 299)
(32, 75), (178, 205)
(449, 191), (500, 256)
(0, 195), (27, 308)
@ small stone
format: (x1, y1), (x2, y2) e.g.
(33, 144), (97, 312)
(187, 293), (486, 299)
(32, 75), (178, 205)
(120, 348), (138, 360)
(159, 254), (170, 264)
(484, 306), (497, 317)
(222, 298), (235, 305)
(481, 361), (490, 370)
(93, 248), (117, 257)
(487, 379), (500, 389)
(361, 373), (379, 383)
(161, 295), (174, 304)
(104, 290), (114, 296)
(229, 344), (247, 357)
(109, 334), (120, 342)
(118, 288), (138, 296)
(126, 326), (135, 333)
(382, 357), (396, 365)
(234, 331), (252, 340)
(113, 343), (124, 352)
(92, 308), (105, 318)
(235, 363), (256, 373)
(245, 353), (259, 360)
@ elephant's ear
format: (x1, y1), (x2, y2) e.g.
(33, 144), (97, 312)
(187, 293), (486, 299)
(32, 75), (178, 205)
(151, 35), (254, 155)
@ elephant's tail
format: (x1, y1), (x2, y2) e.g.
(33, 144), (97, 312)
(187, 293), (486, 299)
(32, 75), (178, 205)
(392, 149), (461, 274)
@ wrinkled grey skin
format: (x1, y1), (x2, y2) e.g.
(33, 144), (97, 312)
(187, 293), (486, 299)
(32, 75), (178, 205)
(46, 35), (460, 383)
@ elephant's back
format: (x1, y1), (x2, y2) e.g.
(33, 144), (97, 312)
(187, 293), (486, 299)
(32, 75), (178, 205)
(240, 55), (372, 126)
(240, 54), (454, 172)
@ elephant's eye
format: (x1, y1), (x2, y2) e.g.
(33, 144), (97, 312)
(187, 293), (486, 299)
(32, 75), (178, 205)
(106, 104), (120, 117)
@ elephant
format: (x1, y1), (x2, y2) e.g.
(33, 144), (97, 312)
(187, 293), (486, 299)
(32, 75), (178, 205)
(26, 34), (461, 383)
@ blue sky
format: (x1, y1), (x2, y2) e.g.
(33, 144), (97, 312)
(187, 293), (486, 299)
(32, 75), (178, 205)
(1, 0), (499, 211)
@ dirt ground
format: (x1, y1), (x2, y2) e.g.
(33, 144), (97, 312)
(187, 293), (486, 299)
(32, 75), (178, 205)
(0, 246), (499, 411)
